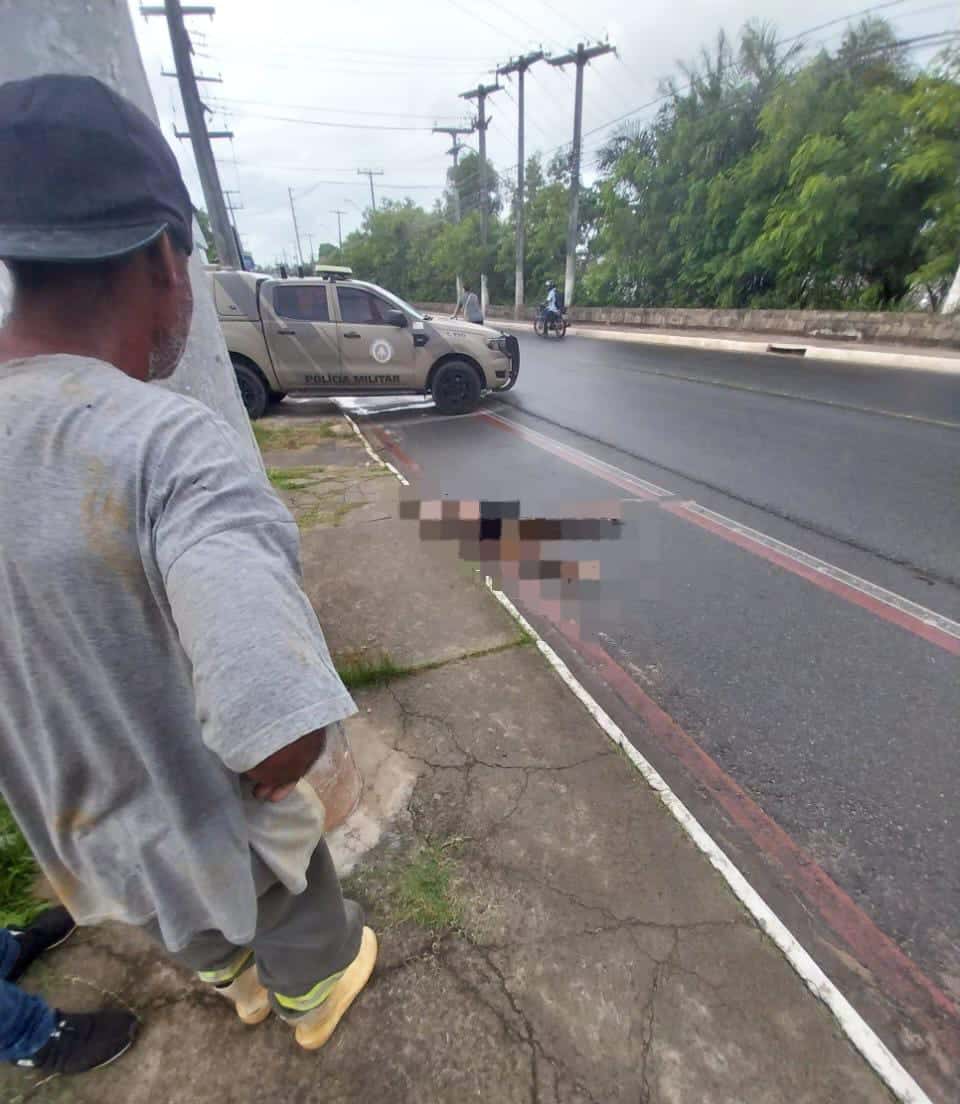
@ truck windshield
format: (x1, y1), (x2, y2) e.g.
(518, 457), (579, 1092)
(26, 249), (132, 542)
(365, 284), (424, 322)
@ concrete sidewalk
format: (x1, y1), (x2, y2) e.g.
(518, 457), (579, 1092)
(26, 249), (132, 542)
(495, 318), (960, 374)
(2, 413), (898, 1104)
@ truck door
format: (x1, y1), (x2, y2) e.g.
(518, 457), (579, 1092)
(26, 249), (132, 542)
(333, 286), (417, 389)
(260, 280), (341, 390)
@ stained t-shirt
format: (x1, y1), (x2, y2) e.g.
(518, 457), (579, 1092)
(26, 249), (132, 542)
(0, 355), (356, 951)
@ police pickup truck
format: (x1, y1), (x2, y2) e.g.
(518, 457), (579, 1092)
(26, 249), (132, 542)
(210, 266), (519, 418)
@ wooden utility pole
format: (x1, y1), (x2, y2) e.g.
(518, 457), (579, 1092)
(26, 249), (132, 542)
(549, 41), (615, 308)
(331, 209), (345, 252)
(497, 50), (544, 318)
(357, 168), (384, 212)
(288, 187), (304, 267)
(147, 1), (241, 269)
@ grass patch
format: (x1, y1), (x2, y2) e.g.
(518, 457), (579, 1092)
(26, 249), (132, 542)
(266, 465), (330, 491)
(343, 838), (465, 934)
(335, 636), (533, 692)
(335, 650), (412, 690)
(253, 420), (341, 452)
(297, 499), (365, 530)
(0, 799), (42, 928)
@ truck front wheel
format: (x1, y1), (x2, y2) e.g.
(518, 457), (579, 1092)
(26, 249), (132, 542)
(233, 359), (269, 420)
(431, 360), (482, 415)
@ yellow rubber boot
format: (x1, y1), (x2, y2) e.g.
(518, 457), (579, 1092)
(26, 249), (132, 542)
(203, 957), (271, 1026)
(289, 927), (378, 1051)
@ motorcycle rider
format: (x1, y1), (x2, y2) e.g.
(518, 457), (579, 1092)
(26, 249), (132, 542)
(543, 280), (562, 327)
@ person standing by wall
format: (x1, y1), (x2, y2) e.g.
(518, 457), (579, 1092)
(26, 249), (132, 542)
(452, 280), (484, 324)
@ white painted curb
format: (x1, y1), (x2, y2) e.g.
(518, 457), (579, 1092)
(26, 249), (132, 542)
(344, 408), (933, 1104)
(493, 319), (960, 375)
(484, 582), (933, 1104)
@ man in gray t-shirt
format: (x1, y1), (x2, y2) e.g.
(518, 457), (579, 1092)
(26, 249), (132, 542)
(0, 75), (376, 1063)
(452, 281), (484, 324)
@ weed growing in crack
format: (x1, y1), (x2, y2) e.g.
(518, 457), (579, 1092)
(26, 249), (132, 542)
(335, 651), (411, 690)
(343, 838), (466, 935)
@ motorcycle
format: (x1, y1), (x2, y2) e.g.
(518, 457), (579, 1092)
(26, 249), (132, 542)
(534, 303), (567, 339)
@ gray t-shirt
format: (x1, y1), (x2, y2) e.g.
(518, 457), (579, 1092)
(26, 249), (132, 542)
(460, 291), (483, 323)
(0, 355), (356, 951)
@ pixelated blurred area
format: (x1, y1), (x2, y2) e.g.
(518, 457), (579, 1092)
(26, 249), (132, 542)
(399, 496), (629, 636)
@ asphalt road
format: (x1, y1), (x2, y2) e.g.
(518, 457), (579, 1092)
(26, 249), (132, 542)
(341, 333), (960, 1088)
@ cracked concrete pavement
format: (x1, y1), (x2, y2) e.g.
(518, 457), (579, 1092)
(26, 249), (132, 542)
(0, 412), (894, 1104)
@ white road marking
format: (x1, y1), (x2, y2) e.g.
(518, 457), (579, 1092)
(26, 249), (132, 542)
(346, 409), (933, 1103)
(485, 580), (934, 1104)
(678, 501), (960, 641)
(341, 412), (409, 486)
(483, 409), (673, 498)
(486, 410), (960, 645)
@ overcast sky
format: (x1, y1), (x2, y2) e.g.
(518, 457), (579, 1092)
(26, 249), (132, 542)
(130, 0), (956, 266)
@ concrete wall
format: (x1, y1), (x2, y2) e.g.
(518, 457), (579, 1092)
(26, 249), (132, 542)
(416, 303), (960, 349)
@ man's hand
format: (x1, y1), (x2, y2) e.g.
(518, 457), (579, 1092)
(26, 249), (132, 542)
(246, 727), (327, 802)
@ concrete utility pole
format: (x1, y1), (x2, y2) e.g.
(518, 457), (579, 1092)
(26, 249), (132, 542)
(331, 209), (345, 252)
(288, 187), (304, 267)
(549, 41), (615, 308)
(459, 82), (500, 245)
(497, 50), (544, 318)
(304, 233), (315, 267)
(943, 264), (960, 313)
(148, 0), (241, 270)
(433, 124), (475, 306)
(223, 188), (245, 269)
(433, 123), (475, 224)
(0, 0), (259, 464)
(460, 82), (501, 316)
(357, 168), (384, 212)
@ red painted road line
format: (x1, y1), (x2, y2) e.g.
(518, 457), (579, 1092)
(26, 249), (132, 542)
(481, 410), (960, 658)
(662, 500), (960, 657)
(480, 410), (669, 500)
(368, 426), (421, 475)
(506, 577), (960, 1073)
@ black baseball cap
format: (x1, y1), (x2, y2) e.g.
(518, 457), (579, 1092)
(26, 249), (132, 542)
(0, 74), (193, 263)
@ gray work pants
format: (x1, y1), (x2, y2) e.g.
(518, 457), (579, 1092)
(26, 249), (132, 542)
(142, 841), (363, 1009)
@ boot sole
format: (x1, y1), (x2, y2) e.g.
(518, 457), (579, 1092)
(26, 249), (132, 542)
(294, 927), (378, 1051)
(238, 1003), (271, 1026)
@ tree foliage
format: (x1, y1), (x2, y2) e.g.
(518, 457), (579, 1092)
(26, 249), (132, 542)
(322, 22), (958, 311)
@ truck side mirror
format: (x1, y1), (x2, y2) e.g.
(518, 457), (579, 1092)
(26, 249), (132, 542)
(386, 309), (408, 328)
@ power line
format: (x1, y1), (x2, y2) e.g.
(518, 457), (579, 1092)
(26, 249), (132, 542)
(576, 25), (960, 165)
(207, 95), (468, 122)
(576, 23), (959, 151)
(446, 0), (536, 45)
(200, 32), (497, 64)
(222, 109), (432, 132)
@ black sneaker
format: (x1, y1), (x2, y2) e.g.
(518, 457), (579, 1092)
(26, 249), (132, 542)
(6, 906), (77, 983)
(14, 1010), (139, 1075)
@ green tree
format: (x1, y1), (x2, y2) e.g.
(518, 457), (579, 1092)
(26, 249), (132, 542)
(196, 208), (218, 264)
(891, 46), (960, 308)
(444, 151), (501, 222)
